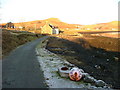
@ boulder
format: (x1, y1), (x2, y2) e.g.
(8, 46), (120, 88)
(82, 73), (89, 78)
(95, 80), (106, 87)
(83, 76), (96, 83)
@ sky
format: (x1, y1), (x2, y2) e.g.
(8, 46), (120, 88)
(0, 0), (119, 25)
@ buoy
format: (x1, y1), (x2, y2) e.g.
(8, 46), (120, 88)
(69, 67), (82, 81)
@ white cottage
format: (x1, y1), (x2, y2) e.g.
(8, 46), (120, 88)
(53, 28), (59, 34)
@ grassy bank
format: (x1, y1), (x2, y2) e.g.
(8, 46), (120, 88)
(46, 35), (120, 89)
(2, 29), (44, 58)
(82, 34), (119, 52)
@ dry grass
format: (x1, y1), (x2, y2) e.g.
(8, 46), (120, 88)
(2, 29), (43, 57)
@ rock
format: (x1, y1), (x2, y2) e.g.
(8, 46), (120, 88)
(95, 80), (106, 87)
(90, 86), (97, 89)
(103, 85), (110, 89)
(82, 73), (89, 77)
(94, 65), (101, 69)
(114, 57), (119, 61)
(97, 87), (103, 89)
(79, 69), (84, 73)
(83, 76), (96, 83)
(107, 59), (109, 61)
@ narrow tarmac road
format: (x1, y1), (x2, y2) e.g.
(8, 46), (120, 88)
(2, 36), (49, 88)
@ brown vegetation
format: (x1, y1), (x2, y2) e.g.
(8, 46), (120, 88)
(1, 18), (119, 34)
(2, 29), (43, 57)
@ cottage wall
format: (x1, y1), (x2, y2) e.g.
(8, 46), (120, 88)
(41, 24), (53, 34)
(52, 28), (59, 34)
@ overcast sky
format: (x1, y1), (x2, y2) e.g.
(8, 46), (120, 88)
(0, 0), (119, 25)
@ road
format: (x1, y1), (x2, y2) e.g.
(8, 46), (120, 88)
(2, 36), (49, 88)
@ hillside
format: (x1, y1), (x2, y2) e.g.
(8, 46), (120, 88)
(12, 18), (82, 30)
(1, 18), (119, 33)
(80, 21), (119, 30)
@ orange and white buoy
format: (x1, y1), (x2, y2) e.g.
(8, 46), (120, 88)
(69, 67), (82, 81)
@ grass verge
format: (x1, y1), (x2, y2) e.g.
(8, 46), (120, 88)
(2, 29), (44, 58)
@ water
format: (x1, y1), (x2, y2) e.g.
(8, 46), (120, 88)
(79, 31), (120, 34)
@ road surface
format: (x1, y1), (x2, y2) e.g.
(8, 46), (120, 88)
(2, 36), (49, 88)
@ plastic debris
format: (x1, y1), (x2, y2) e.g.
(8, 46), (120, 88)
(58, 66), (70, 78)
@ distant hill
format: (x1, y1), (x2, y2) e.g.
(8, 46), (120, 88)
(1, 18), (119, 31)
(81, 21), (119, 30)
(12, 18), (82, 30)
